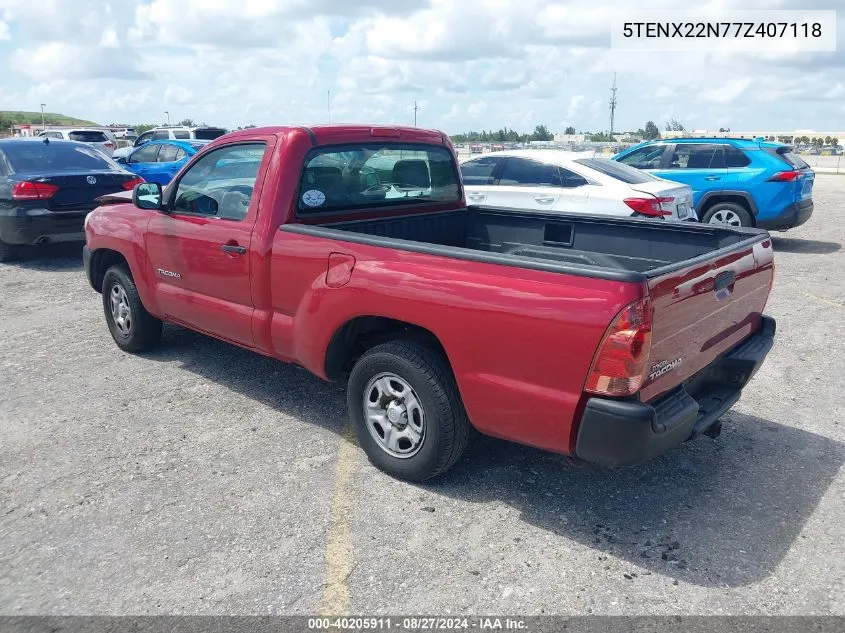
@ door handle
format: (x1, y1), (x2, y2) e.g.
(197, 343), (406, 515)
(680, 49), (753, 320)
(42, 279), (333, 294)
(704, 176), (721, 181)
(221, 244), (247, 255)
(467, 193), (485, 199)
(534, 196), (556, 203)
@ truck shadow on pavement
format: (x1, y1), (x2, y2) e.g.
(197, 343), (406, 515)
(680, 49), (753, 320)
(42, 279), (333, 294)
(770, 236), (841, 254)
(146, 325), (844, 590)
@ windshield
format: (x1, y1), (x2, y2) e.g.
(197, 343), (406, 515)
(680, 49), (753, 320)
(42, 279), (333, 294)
(574, 158), (661, 184)
(4, 142), (119, 173)
(297, 144), (460, 215)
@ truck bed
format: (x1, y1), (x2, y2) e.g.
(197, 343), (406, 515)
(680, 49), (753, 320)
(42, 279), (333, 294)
(286, 206), (766, 281)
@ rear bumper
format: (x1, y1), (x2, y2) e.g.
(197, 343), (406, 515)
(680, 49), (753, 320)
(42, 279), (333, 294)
(757, 199), (813, 231)
(0, 208), (88, 245)
(575, 315), (776, 467)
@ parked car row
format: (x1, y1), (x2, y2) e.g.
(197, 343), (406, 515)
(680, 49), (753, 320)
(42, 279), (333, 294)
(459, 137), (815, 230)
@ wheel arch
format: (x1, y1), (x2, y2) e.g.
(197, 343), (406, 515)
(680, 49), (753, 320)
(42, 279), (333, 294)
(323, 315), (449, 382)
(88, 248), (131, 293)
(698, 190), (759, 219)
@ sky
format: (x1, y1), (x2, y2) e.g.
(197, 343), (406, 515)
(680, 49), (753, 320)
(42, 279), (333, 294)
(0, 0), (843, 135)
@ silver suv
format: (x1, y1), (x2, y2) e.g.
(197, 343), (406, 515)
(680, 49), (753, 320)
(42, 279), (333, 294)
(37, 129), (116, 157)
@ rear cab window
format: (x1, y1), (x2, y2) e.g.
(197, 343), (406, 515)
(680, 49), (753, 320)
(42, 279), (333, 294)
(297, 143), (460, 215)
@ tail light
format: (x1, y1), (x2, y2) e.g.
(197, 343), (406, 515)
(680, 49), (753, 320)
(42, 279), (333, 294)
(767, 170), (802, 182)
(585, 297), (653, 397)
(104, 142), (115, 149)
(121, 177), (145, 190)
(11, 181), (60, 200)
(624, 197), (674, 217)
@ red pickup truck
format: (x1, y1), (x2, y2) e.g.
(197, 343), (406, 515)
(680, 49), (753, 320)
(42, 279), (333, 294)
(83, 125), (776, 481)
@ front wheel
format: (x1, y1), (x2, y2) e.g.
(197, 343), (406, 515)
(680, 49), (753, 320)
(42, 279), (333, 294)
(102, 264), (162, 353)
(701, 203), (753, 227)
(347, 341), (471, 481)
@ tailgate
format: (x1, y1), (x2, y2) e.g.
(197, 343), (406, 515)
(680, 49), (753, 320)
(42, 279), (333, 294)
(639, 236), (774, 402)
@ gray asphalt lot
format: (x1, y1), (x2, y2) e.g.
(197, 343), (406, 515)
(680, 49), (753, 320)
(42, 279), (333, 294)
(1, 177), (844, 615)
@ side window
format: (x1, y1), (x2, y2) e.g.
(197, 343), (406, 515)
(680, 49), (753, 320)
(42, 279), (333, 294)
(558, 167), (589, 188)
(460, 157), (501, 185)
(0, 150), (7, 177)
(497, 158), (561, 187)
(172, 130), (190, 139)
(135, 132), (153, 146)
(129, 144), (160, 163)
(157, 144), (179, 162)
(174, 148), (187, 161)
(617, 146), (666, 169)
(724, 146), (751, 168)
(172, 143), (266, 221)
(667, 144), (720, 169)
(153, 130), (169, 140)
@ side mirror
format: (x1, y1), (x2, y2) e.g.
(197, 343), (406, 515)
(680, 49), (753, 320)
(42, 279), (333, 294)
(115, 156), (127, 164)
(133, 182), (164, 210)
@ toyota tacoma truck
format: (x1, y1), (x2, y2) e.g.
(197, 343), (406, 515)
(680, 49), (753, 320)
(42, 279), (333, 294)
(83, 125), (776, 481)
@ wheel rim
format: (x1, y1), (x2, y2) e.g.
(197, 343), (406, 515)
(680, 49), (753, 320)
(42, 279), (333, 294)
(109, 283), (132, 336)
(708, 209), (742, 226)
(363, 372), (425, 459)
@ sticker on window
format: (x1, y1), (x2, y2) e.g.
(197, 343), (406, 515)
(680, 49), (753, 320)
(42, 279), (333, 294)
(302, 189), (326, 207)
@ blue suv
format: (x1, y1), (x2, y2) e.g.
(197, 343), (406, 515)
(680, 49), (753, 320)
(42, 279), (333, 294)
(613, 138), (814, 229)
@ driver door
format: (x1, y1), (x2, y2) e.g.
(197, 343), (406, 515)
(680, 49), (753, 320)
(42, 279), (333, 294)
(144, 141), (270, 347)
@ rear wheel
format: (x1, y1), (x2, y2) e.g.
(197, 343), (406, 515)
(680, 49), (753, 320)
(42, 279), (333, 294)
(702, 202), (753, 227)
(102, 264), (162, 352)
(347, 340), (471, 481)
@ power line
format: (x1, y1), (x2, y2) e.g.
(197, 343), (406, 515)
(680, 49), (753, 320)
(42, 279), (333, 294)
(609, 73), (617, 137)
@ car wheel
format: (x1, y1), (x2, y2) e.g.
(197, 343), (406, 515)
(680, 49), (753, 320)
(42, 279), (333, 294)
(347, 340), (471, 482)
(702, 202), (753, 228)
(0, 238), (20, 263)
(102, 264), (162, 353)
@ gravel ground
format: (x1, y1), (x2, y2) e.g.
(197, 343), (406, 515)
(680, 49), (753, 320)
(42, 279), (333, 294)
(1, 177), (843, 616)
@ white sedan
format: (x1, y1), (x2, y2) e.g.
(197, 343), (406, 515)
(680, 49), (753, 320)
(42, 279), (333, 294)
(460, 150), (696, 221)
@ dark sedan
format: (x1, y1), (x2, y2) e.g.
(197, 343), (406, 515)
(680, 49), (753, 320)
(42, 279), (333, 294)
(0, 138), (143, 261)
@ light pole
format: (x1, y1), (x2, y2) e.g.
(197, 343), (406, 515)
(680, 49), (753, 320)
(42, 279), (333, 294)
(40, 104), (46, 131)
(414, 101), (418, 127)
(164, 111), (170, 126)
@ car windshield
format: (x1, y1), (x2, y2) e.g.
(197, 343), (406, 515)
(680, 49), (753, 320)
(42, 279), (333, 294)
(4, 142), (118, 173)
(297, 144), (460, 215)
(574, 158), (661, 184)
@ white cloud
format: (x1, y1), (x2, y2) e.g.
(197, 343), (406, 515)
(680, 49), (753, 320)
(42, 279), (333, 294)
(0, 0), (842, 133)
(700, 78), (753, 104)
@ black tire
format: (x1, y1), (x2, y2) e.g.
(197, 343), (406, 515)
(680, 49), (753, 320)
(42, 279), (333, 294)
(701, 202), (753, 227)
(347, 340), (471, 481)
(0, 238), (20, 263)
(102, 264), (162, 353)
